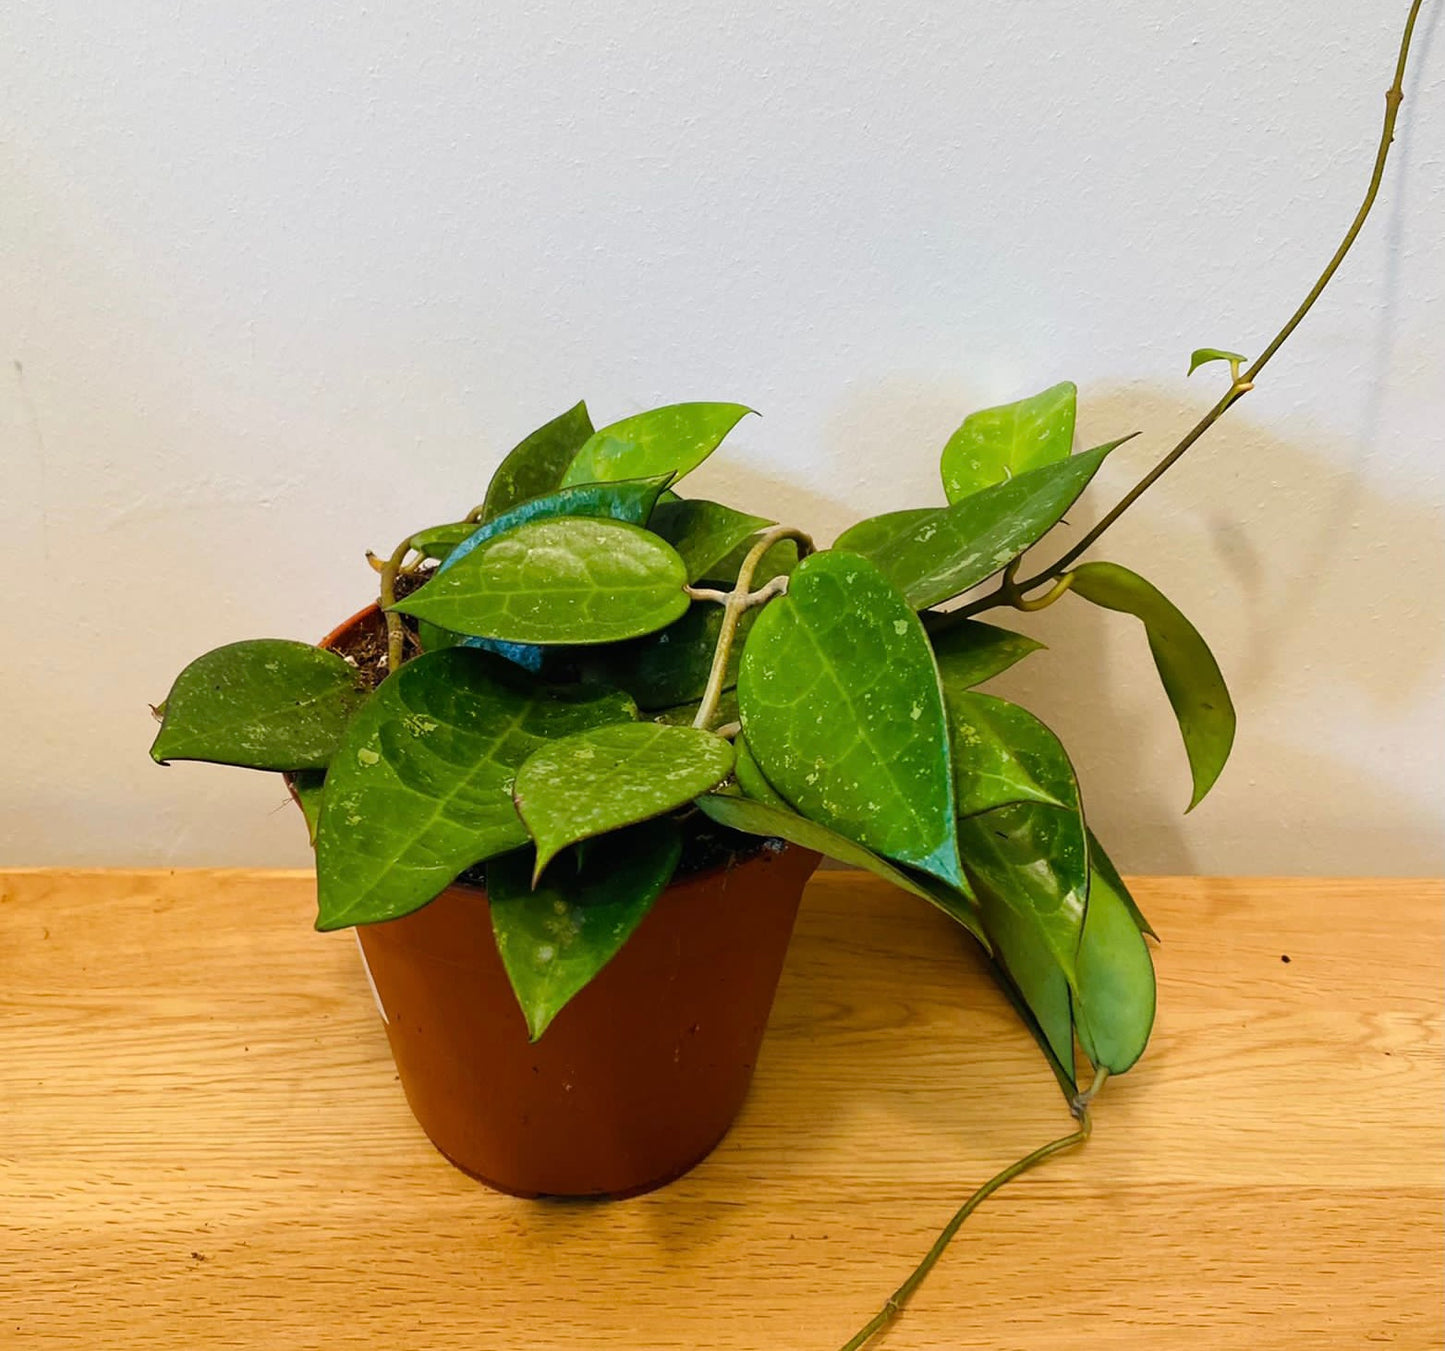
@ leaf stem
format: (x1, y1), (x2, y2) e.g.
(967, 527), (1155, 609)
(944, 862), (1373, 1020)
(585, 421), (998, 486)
(379, 537), (416, 673)
(947, 0), (1423, 622)
(835, 1068), (1108, 1351)
(690, 526), (813, 731)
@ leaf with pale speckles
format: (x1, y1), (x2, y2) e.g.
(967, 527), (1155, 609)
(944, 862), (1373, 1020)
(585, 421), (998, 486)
(391, 517), (690, 646)
(946, 692), (1075, 818)
(561, 402), (752, 488)
(150, 640), (370, 771)
(940, 382), (1076, 503)
(487, 818), (682, 1041)
(314, 649), (636, 931)
(480, 400), (595, 521)
(738, 550), (964, 889)
(513, 722), (734, 878)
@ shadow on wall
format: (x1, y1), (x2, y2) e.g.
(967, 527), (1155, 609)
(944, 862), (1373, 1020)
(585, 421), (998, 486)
(816, 378), (1444, 876)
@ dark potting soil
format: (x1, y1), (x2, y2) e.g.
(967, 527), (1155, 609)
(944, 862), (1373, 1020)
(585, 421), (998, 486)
(328, 588), (769, 886)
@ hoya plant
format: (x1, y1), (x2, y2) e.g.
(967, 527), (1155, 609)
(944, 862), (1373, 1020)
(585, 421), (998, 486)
(149, 7), (1421, 1345)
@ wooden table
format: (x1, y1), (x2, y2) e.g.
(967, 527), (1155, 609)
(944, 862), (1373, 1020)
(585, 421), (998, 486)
(2, 870), (1440, 1349)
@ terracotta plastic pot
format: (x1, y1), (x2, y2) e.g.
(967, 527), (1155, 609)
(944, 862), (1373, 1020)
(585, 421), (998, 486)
(313, 605), (821, 1197)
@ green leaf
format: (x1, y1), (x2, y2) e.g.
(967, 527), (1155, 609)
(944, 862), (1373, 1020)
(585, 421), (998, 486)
(289, 769), (326, 844)
(733, 733), (788, 807)
(487, 818), (683, 1041)
(1188, 348), (1248, 376)
(1087, 829), (1156, 939)
(711, 532), (800, 585)
(648, 498), (774, 582)
(1072, 859), (1156, 1073)
(314, 650), (636, 931)
(1069, 562), (1236, 810)
(940, 382), (1076, 503)
(512, 722), (735, 877)
(835, 439), (1127, 609)
(409, 522), (475, 563)
(984, 956), (1077, 1099)
(947, 692), (1076, 817)
(696, 792), (986, 946)
(150, 640), (371, 770)
(956, 801), (1088, 983)
(392, 517), (690, 646)
(974, 877), (1076, 1089)
(561, 402), (753, 488)
(738, 550), (963, 889)
(480, 400), (595, 521)
(589, 601), (754, 711)
(930, 619), (1045, 690)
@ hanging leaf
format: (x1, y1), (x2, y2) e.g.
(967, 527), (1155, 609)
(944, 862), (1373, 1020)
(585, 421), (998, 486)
(940, 382), (1077, 503)
(289, 769), (326, 844)
(392, 518), (690, 646)
(947, 692), (1076, 817)
(1072, 860), (1156, 1073)
(1188, 348), (1248, 377)
(512, 722), (734, 877)
(955, 800), (1088, 983)
(739, 550), (963, 888)
(1088, 829), (1155, 939)
(696, 793), (985, 946)
(314, 650), (636, 931)
(930, 619), (1045, 692)
(733, 733), (788, 807)
(480, 400), (595, 521)
(487, 818), (683, 1041)
(561, 403), (753, 488)
(648, 498), (774, 582)
(150, 640), (371, 771)
(1069, 561), (1236, 810)
(834, 439), (1127, 609)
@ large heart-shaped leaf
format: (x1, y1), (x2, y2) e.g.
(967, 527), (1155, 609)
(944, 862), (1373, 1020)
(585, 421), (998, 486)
(513, 722), (735, 877)
(480, 400), (595, 521)
(1071, 856), (1155, 1074)
(738, 550), (963, 888)
(1070, 561), (1236, 810)
(392, 517), (690, 645)
(314, 650), (636, 931)
(648, 498), (774, 582)
(947, 692), (1076, 818)
(561, 403), (753, 488)
(940, 382), (1077, 503)
(696, 793), (985, 945)
(834, 440), (1125, 609)
(487, 817), (683, 1041)
(929, 618), (1044, 690)
(955, 800), (1088, 983)
(150, 640), (371, 770)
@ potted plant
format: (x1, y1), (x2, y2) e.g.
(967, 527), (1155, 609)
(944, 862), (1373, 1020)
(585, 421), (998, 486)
(148, 7), (1423, 1346)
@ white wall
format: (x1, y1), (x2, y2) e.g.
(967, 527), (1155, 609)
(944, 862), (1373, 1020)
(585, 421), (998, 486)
(2, 2), (1441, 875)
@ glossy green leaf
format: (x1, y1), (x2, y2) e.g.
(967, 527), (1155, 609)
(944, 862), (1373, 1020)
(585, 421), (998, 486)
(834, 440), (1126, 609)
(711, 532), (800, 585)
(480, 400), (595, 521)
(314, 650), (636, 931)
(1072, 860), (1156, 1073)
(1069, 562), (1236, 810)
(150, 640), (371, 771)
(947, 692), (1076, 817)
(1188, 347), (1248, 376)
(955, 801), (1088, 983)
(487, 818), (682, 1041)
(974, 877), (1076, 1089)
(409, 522), (475, 562)
(733, 733), (788, 807)
(1088, 829), (1156, 939)
(289, 769), (326, 844)
(696, 793), (985, 946)
(440, 475), (673, 573)
(589, 601), (754, 711)
(738, 550), (963, 888)
(940, 382), (1076, 503)
(984, 957), (1077, 1099)
(392, 517), (690, 646)
(415, 619), (547, 675)
(561, 402), (753, 488)
(648, 498), (774, 582)
(930, 619), (1045, 691)
(513, 722), (734, 877)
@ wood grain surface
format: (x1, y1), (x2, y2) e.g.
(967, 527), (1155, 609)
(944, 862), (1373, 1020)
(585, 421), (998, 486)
(2, 870), (1440, 1350)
